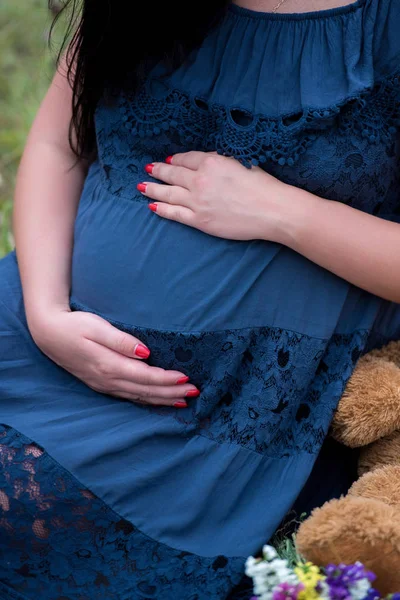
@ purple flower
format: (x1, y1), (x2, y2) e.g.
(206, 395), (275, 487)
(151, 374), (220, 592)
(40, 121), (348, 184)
(272, 582), (305, 600)
(328, 584), (352, 600)
(323, 563), (378, 600)
(325, 563), (376, 587)
(364, 589), (381, 600)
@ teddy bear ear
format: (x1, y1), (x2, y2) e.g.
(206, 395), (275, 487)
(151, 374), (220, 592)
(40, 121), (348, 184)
(331, 349), (400, 448)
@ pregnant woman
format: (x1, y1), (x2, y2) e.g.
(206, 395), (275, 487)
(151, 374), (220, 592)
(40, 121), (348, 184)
(1, 0), (400, 598)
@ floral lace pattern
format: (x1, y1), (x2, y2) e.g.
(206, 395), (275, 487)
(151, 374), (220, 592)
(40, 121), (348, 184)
(71, 301), (370, 458)
(0, 425), (245, 600)
(118, 73), (400, 168)
(95, 71), (400, 206)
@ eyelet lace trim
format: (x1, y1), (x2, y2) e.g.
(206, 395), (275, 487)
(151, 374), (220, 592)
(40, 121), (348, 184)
(119, 71), (400, 167)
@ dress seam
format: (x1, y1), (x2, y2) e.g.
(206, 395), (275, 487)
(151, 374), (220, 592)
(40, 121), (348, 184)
(69, 298), (372, 340)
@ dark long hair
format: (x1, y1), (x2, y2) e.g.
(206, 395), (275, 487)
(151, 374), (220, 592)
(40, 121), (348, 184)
(51, 1), (230, 160)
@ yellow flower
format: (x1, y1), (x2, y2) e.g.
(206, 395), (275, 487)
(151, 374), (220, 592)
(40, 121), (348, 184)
(294, 562), (325, 600)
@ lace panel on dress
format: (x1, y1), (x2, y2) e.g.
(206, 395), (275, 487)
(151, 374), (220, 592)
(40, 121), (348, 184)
(0, 425), (244, 600)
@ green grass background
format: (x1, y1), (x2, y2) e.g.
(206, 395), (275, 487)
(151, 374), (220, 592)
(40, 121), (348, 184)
(0, 0), (59, 257)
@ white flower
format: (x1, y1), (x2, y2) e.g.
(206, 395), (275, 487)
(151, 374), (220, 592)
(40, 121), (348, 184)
(265, 573), (280, 587)
(246, 547), (300, 600)
(245, 557), (265, 575)
(252, 580), (274, 600)
(258, 593), (274, 600)
(271, 559), (292, 575)
(246, 555), (291, 580)
(269, 558), (299, 583)
(254, 578), (273, 595)
(270, 558), (290, 570)
(286, 572), (301, 585)
(263, 545), (278, 561)
(349, 578), (372, 600)
(246, 556), (257, 568)
(245, 558), (271, 578)
(317, 581), (331, 600)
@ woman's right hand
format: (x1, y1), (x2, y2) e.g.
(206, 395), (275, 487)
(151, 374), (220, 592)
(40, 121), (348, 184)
(28, 309), (198, 408)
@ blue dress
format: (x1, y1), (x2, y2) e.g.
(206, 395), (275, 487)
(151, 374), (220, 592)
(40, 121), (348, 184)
(1, 1), (400, 598)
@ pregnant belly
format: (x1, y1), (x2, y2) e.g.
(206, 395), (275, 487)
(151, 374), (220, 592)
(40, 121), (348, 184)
(71, 171), (359, 336)
(69, 173), (383, 457)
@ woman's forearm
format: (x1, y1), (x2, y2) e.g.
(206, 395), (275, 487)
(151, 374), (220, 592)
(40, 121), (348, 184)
(13, 67), (87, 331)
(278, 186), (400, 303)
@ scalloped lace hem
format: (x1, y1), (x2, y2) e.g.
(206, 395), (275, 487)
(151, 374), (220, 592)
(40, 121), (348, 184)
(118, 70), (400, 167)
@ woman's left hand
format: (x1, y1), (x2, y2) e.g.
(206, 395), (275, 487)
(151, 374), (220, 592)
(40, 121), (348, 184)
(138, 152), (293, 242)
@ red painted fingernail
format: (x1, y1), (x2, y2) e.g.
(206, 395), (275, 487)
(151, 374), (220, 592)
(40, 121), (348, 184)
(137, 183), (147, 193)
(134, 344), (150, 359)
(148, 203), (158, 212)
(166, 156), (174, 164)
(145, 164), (154, 174)
(173, 401), (188, 409)
(176, 376), (190, 385)
(185, 389), (200, 398)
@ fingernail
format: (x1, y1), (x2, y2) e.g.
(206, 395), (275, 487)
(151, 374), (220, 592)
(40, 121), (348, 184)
(185, 389), (200, 398)
(176, 376), (190, 385)
(145, 163), (154, 174)
(166, 156), (174, 164)
(134, 344), (150, 359)
(173, 401), (188, 409)
(137, 183), (147, 193)
(148, 203), (158, 212)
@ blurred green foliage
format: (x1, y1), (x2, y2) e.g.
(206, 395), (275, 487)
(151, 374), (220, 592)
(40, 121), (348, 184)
(0, 0), (62, 256)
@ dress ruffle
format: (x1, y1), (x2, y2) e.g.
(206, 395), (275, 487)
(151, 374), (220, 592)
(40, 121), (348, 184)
(113, 0), (400, 167)
(119, 70), (400, 167)
(165, 0), (400, 115)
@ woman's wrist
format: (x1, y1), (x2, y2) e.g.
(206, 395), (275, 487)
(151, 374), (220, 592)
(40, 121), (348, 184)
(263, 183), (321, 248)
(25, 300), (71, 342)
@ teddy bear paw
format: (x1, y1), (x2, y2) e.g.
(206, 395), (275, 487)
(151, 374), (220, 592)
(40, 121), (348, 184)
(296, 495), (400, 595)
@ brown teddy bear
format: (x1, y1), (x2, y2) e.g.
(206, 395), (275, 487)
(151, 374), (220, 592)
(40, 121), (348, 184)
(296, 341), (400, 595)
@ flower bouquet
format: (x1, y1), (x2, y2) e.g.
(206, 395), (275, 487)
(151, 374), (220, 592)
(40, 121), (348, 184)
(245, 545), (399, 600)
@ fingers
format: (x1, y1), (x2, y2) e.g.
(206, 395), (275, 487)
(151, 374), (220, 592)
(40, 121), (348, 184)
(114, 392), (190, 407)
(87, 345), (201, 406)
(116, 358), (191, 387)
(138, 179), (196, 224)
(91, 352), (200, 407)
(113, 380), (199, 406)
(167, 151), (206, 170)
(81, 316), (200, 396)
(88, 341), (198, 387)
(148, 163), (195, 189)
(148, 201), (196, 226)
(85, 317), (151, 360)
(142, 182), (192, 208)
